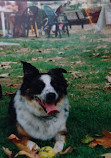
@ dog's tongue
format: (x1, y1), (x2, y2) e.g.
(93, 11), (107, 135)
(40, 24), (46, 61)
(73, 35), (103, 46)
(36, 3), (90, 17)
(44, 103), (59, 115)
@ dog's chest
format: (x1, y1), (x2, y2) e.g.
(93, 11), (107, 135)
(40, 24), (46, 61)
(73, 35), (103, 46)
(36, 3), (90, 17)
(17, 110), (66, 140)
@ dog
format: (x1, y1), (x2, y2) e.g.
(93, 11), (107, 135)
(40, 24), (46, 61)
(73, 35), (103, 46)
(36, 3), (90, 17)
(9, 61), (69, 154)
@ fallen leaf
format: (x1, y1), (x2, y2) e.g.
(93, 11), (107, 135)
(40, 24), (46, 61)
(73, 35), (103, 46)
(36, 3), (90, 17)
(2, 147), (12, 157)
(0, 65), (11, 69)
(104, 83), (111, 89)
(101, 153), (111, 158)
(31, 57), (43, 61)
(57, 52), (64, 55)
(81, 135), (94, 144)
(46, 57), (62, 62)
(92, 53), (100, 57)
(89, 130), (111, 148)
(80, 35), (86, 40)
(5, 91), (15, 97)
(97, 45), (108, 49)
(0, 73), (10, 78)
(82, 50), (91, 53)
(106, 76), (111, 83)
(18, 75), (23, 78)
(69, 71), (82, 79)
(60, 146), (76, 155)
(8, 134), (40, 157)
(1, 62), (17, 65)
(9, 84), (20, 88)
(102, 55), (108, 58)
(15, 150), (40, 158)
(101, 59), (110, 62)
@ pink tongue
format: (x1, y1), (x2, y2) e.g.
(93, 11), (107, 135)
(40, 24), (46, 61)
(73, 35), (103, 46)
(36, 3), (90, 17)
(44, 103), (59, 115)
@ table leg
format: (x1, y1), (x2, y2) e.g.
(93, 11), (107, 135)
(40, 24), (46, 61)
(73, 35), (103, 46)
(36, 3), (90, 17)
(1, 11), (6, 37)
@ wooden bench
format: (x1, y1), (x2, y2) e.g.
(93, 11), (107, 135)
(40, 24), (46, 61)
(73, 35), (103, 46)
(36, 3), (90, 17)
(65, 10), (90, 29)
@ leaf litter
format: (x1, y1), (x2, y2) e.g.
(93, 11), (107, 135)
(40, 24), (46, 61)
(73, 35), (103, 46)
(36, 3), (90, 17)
(89, 130), (111, 148)
(3, 134), (75, 158)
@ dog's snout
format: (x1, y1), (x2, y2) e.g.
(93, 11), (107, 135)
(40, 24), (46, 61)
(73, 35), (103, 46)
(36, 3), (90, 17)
(46, 93), (56, 103)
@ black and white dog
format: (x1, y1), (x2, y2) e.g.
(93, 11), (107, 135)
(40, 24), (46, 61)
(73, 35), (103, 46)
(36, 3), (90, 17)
(9, 61), (69, 154)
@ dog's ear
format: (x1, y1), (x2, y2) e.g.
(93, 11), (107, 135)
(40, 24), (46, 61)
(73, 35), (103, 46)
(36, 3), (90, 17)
(21, 61), (39, 77)
(48, 68), (67, 76)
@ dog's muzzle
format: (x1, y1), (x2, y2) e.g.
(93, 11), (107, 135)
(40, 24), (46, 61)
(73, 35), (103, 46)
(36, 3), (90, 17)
(35, 96), (59, 115)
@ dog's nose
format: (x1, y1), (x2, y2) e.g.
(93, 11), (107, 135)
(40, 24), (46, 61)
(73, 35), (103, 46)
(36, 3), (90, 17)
(46, 93), (56, 103)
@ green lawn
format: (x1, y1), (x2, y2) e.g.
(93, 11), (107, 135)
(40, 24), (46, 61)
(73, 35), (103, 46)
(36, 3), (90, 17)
(0, 29), (111, 158)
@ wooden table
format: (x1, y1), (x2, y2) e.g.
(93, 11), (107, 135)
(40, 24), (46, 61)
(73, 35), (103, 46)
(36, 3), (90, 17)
(0, 7), (13, 37)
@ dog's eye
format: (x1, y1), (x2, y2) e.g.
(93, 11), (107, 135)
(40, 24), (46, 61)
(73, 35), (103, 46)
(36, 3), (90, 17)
(31, 80), (45, 94)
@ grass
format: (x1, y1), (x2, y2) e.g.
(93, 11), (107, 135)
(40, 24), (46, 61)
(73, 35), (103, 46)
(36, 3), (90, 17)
(0, 28), (111, 158)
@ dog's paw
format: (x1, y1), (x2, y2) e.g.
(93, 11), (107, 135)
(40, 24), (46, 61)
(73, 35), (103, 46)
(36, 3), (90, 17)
(27, 140), (40, 151)
(53, 140), (64, 154)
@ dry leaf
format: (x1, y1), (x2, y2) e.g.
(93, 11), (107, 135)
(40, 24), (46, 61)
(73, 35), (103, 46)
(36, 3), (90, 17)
(104, 83), (111, 89)
(46, 57), (62, 62)
(1, 62), (17, 65)
(92, 53), (100, 57)
(31, 57), (43, 61)
(101, 59), (110, 62)
(2, 147), (12, 157)
(0, 73), (10, 78)
(57, 52), (64, 55)
(18, 75), (23, 78)
(106, 76), (111, 83)
(60, 146), (76, 155)
(81, 135), (94, 144)
(101, 153), (111, 158)
(89, 130), (111, 148)
(97, 45), (108, 49)
(15, 150), (40, 158)
(0, 65), (11, 69)
(69, 71), (82, 79)
(5, 91), (15, 97)
(8, 134), (40, 157)
(102, 56), (108, 59)
(80, 35), (86, 40)
(10, 84), (20, 88)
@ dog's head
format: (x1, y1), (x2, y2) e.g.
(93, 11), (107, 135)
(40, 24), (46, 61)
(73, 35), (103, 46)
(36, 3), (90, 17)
(20, 61), (68, 116)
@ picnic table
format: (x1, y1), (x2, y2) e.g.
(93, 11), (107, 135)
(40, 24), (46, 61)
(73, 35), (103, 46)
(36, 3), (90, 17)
(65, 10), (90, 29)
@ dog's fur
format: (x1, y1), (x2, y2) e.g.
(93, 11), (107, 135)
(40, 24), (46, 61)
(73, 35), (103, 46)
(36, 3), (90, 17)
(9, 61), (69, 154)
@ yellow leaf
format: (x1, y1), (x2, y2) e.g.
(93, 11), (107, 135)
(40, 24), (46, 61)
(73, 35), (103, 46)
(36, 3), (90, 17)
(81, 135), (94, 144)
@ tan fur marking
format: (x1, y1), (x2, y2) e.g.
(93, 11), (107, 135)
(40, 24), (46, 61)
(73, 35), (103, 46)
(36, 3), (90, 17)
(17, 124), (30, 138)
(56, 96), (65, 108)
(58, 130), (68, 136)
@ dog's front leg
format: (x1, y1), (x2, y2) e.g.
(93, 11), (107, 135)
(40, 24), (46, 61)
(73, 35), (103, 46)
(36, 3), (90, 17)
(26, 139), (40, 152)
(53, 125), (67, 154)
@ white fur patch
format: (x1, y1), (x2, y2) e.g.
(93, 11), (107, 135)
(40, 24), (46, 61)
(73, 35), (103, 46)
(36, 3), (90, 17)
(27, 140), (40, 151)
(37, 74), (58, 101)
